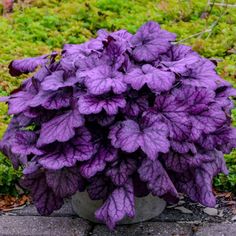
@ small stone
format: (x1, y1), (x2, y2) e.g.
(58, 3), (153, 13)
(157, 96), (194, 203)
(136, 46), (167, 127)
(218, 209), (224, 217)
(175, 206), (193, 214)
(203, 207), (218, 216)
(177, 200), (185, 205)
(231, 215), (236, 221)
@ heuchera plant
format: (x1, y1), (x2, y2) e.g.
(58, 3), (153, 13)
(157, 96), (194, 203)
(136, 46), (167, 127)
(1, 21), (236, 229)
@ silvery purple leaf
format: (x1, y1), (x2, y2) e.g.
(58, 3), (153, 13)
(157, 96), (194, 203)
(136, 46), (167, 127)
(138, 158), (178, 202)
(198, 126), (236, 154)
(38, 128), (93, 170)
(8, 91), (36, 115)
(181, 58), (222, 89)
(170, 140), (196, 154)
(152, 94), (192, 141)
(41, 70), (80, 91)
(124, 64), (175, 92)
(131, 21), (176, 62)
(80, 145), (117, 178)
(84, 65), (127, 95)
(164, 152), (214, 173)
(160, 44), (200, 74)
(95, 179), (135, 229)
(109, 119), (169, 160)
(78, 94), (126, 115)
(121, 94), (149, 117)
(37, 106), (84, 147)
(30, 87), (73, 110)
(9, 53), (57, 77)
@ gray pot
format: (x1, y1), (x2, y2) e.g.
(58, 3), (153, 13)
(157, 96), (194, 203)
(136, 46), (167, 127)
(71, 191), (166, 224)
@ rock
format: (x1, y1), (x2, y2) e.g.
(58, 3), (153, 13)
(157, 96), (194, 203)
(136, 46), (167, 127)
(175, 206), (193, 214)
(203, 207), (218, 216)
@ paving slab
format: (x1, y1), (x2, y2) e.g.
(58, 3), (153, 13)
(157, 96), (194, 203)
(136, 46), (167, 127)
(91, 222), (193, 236)
(6, 201), (76, 217)
(194, 223), (236, 236)
(0, 215), (91, 236)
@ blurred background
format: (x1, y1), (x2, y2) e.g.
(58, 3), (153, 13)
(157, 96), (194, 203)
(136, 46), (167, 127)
(0, 0), (235, 201)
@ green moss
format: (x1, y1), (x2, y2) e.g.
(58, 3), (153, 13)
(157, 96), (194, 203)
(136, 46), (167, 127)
(0, 0), (236, 194)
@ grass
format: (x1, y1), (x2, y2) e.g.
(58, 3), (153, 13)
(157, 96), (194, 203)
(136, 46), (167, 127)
(0, 0), (236, 194)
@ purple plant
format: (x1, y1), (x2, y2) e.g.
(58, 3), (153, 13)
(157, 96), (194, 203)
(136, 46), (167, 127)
(1, 21), (236, 229)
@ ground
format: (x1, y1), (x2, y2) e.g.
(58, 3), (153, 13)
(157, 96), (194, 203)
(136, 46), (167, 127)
(1, 195), (236, 236)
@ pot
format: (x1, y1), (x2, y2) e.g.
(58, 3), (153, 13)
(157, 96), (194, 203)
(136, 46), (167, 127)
(71, 191), (166, 224)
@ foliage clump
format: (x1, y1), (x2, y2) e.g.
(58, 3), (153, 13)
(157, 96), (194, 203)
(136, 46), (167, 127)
(1, 21), (236, 229)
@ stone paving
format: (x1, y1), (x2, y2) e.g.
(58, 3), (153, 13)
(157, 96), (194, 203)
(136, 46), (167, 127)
(0, 201), (236, 236)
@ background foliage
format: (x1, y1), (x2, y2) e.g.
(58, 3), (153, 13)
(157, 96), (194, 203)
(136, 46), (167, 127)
(0, 0), (235, 195)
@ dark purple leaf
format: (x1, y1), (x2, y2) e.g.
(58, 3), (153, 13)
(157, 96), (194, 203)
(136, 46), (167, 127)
(46, 167), (85, 198)
(11, 130), (44, 156)
(20, 171), (64, 215)
(87, 176), (111, 200)
(106, 158), (137, 186)
(173, 150), (228, 207)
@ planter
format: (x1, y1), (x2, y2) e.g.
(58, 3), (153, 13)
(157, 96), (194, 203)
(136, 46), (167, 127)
(71, 191), (166, 224)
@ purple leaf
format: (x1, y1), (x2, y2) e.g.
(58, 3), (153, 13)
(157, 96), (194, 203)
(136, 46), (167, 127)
(20, 171), (64, 215)
(46, 167), (85, 198)
(131, 21), (176, 62)
(9, 53), (57, 77)
(80, 145), (117, 178)
(198, 126), (236, 154)
(138, 158), (178, 202)
(164, 152), (214, 173)
(39, 128), (93, 170)
(30, 88), (73, 110)
(151, 94), (192, 141)
(160, 44), (200, 74)
(170, 140), (196, 154)
(11, 130), (44, 156)
(95, 179), (135, 229)
(106, 158), (137, 186)
(109, 119), (169, 160)
(87, 176), (111, 200)
(37, 107), (84, 147)
(41, 70), (80, 91)
(121, 92), (149, 117)
(181, 58), (222, 89)
(124, 64), (175, 92)
(8, 91), (36, 115)
(83, 65), (127, 95)
(78, 94), (126, 115)
(173, 150), (228, 207)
